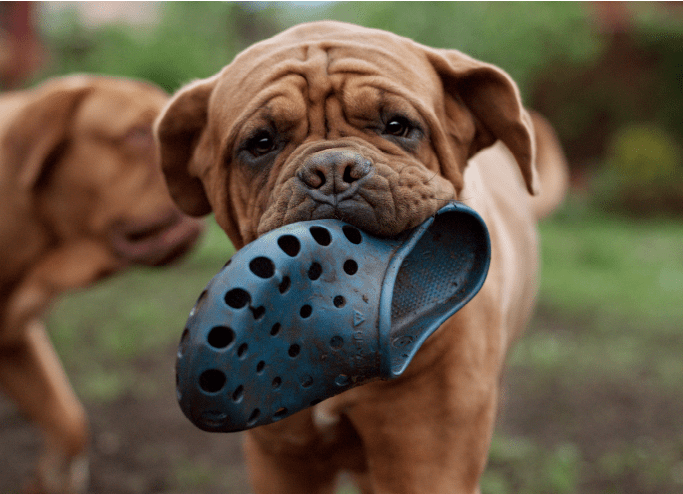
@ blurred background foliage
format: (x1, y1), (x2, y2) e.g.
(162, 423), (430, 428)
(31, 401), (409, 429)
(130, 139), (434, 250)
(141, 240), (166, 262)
(12, 0), (679, 218)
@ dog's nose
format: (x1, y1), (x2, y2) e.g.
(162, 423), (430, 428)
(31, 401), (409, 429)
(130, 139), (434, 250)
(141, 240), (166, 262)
(298, 150), (373, 195)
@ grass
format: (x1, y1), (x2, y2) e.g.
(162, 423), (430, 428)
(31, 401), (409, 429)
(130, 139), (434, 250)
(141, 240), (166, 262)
(509, 203), (683, 391)
(46, 199), (683, 493)
(483, 198), (683, 494)
(539, 206), (683, 330)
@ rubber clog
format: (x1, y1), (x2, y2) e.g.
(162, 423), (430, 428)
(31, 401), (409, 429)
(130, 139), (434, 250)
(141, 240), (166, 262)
(176, 202), (490, 432)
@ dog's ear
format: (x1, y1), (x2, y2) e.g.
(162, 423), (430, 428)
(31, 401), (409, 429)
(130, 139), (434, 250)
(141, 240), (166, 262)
(153, 77), (217, 217)
(425, 48), (540, 195)
(2, 82), (92, 190)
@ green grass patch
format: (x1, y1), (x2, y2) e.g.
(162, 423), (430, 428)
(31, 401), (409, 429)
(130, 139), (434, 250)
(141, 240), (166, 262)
(538, 204), (683, 329)
(510, 202), (683, 389)
(487, 197), (683, 494)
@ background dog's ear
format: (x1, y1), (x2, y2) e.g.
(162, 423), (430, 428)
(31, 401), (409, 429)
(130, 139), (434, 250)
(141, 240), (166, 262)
(425, 48), (540, 195)
(2, 83), (92, 190)
(154, 77), (217, 217)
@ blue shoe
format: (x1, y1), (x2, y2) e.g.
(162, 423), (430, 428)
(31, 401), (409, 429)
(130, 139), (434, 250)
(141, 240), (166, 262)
(176, 202), (490, 432)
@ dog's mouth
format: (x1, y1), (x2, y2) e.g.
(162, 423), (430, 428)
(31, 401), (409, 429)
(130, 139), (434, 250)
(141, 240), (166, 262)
(110, 210), (204, 266)
(256, 142), (457, 240)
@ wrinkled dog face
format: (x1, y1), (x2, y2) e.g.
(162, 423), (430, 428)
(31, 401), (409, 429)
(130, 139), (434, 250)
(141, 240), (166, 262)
(156, 22), (537, 248)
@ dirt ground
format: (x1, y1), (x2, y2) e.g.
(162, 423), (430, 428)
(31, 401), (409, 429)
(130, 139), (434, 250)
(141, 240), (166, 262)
(2, 310), (682, 493)
(0, 343), (250, 494)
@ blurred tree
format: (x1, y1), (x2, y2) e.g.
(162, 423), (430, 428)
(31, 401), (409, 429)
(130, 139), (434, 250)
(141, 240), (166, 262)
(531, 3), (683, 169)
(529, 2), (683, 214)
(37, 2), (280, 92)
(0, 1), (45, 89)
(324, 2), (603, 98)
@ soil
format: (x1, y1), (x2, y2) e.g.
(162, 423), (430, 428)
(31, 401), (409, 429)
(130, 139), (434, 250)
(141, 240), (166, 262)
(0, 344), (249, 494)
(2, 315), (681, 493)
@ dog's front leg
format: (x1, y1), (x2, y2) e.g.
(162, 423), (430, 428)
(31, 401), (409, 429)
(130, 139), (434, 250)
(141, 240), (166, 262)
(0, 319), (89, 494)
(343, 305), (503, 494)
(347, 381), (497, 494)
(244, 420), (339, 494)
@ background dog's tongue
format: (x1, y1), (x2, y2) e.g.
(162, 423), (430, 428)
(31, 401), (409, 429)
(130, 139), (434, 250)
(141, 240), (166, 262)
(176, 203), (490, 432)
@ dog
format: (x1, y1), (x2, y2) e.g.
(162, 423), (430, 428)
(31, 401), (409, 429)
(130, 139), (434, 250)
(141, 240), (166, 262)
(155, 21), (568, 493)
(0, 75), (203, 493)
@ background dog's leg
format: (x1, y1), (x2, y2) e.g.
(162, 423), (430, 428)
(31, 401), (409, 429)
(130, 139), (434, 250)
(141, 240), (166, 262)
(0, 320), (89, 494)
(244, 431), (338, 494)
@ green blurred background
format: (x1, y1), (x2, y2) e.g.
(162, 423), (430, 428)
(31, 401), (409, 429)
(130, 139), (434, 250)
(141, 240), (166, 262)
(1, 2), (682, 493)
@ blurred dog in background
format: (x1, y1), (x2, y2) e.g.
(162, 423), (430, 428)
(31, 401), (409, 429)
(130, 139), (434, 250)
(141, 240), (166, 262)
(0, 75), (203, 493)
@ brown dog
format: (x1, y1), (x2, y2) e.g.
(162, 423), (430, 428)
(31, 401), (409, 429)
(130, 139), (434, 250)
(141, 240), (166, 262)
(0, 75), (203, 493)
(156, 21), (568, 494)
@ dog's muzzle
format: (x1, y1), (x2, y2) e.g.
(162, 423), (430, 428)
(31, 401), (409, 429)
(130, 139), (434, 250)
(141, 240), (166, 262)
(297, 149), (374, 205)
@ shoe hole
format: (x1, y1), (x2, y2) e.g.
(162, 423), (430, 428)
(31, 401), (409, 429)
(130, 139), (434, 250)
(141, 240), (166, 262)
(273, 407), (288, 419)
(333, 295), (345, 307)
(343, 260), (358, 275)
(178, 328), (190, 358)
(330, 335), (343, 349)
(249, 256), (275, 278)
(270, 323), (281, 336)
(232, 385), (244, 402)
(256, 361), (265, 373)
(250, 306), (265, 320)
(278, 235), (301, 257)
(278, 276), (291, 294)
(343, 225), (362, 244)
(272, 376), (282, 389)
(300, 375), (313, 388)
(247, 408), (260, 426)
(300, 305), (312, 318)
(310, 226), (331, 246)
(225, 288), (250, 309)
(199, 369), (226, 393)
(335, 374), (350, 387)
(237, 343), (248, 358)
(288, 344), (301, 357)
(207, 326), (235, 349)
(308, 262), (322, 280)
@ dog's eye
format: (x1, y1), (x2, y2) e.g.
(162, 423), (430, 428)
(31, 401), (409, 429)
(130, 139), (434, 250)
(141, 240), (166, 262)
(384, 117), (411, 138)
(247, 131), (276, 157)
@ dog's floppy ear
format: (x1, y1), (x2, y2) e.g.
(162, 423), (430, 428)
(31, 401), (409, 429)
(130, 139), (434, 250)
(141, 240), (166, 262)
(425, 48), (540, 195)
(2, 82), (92, 190)
(154, 77), (217, 217)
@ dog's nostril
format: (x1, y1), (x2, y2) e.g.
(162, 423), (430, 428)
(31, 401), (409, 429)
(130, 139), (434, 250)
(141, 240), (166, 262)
(342, 165), (355, 184)
(297, 167), (327, 189)
(343, 159), (372, 184)
(315, 170), (326, 187)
